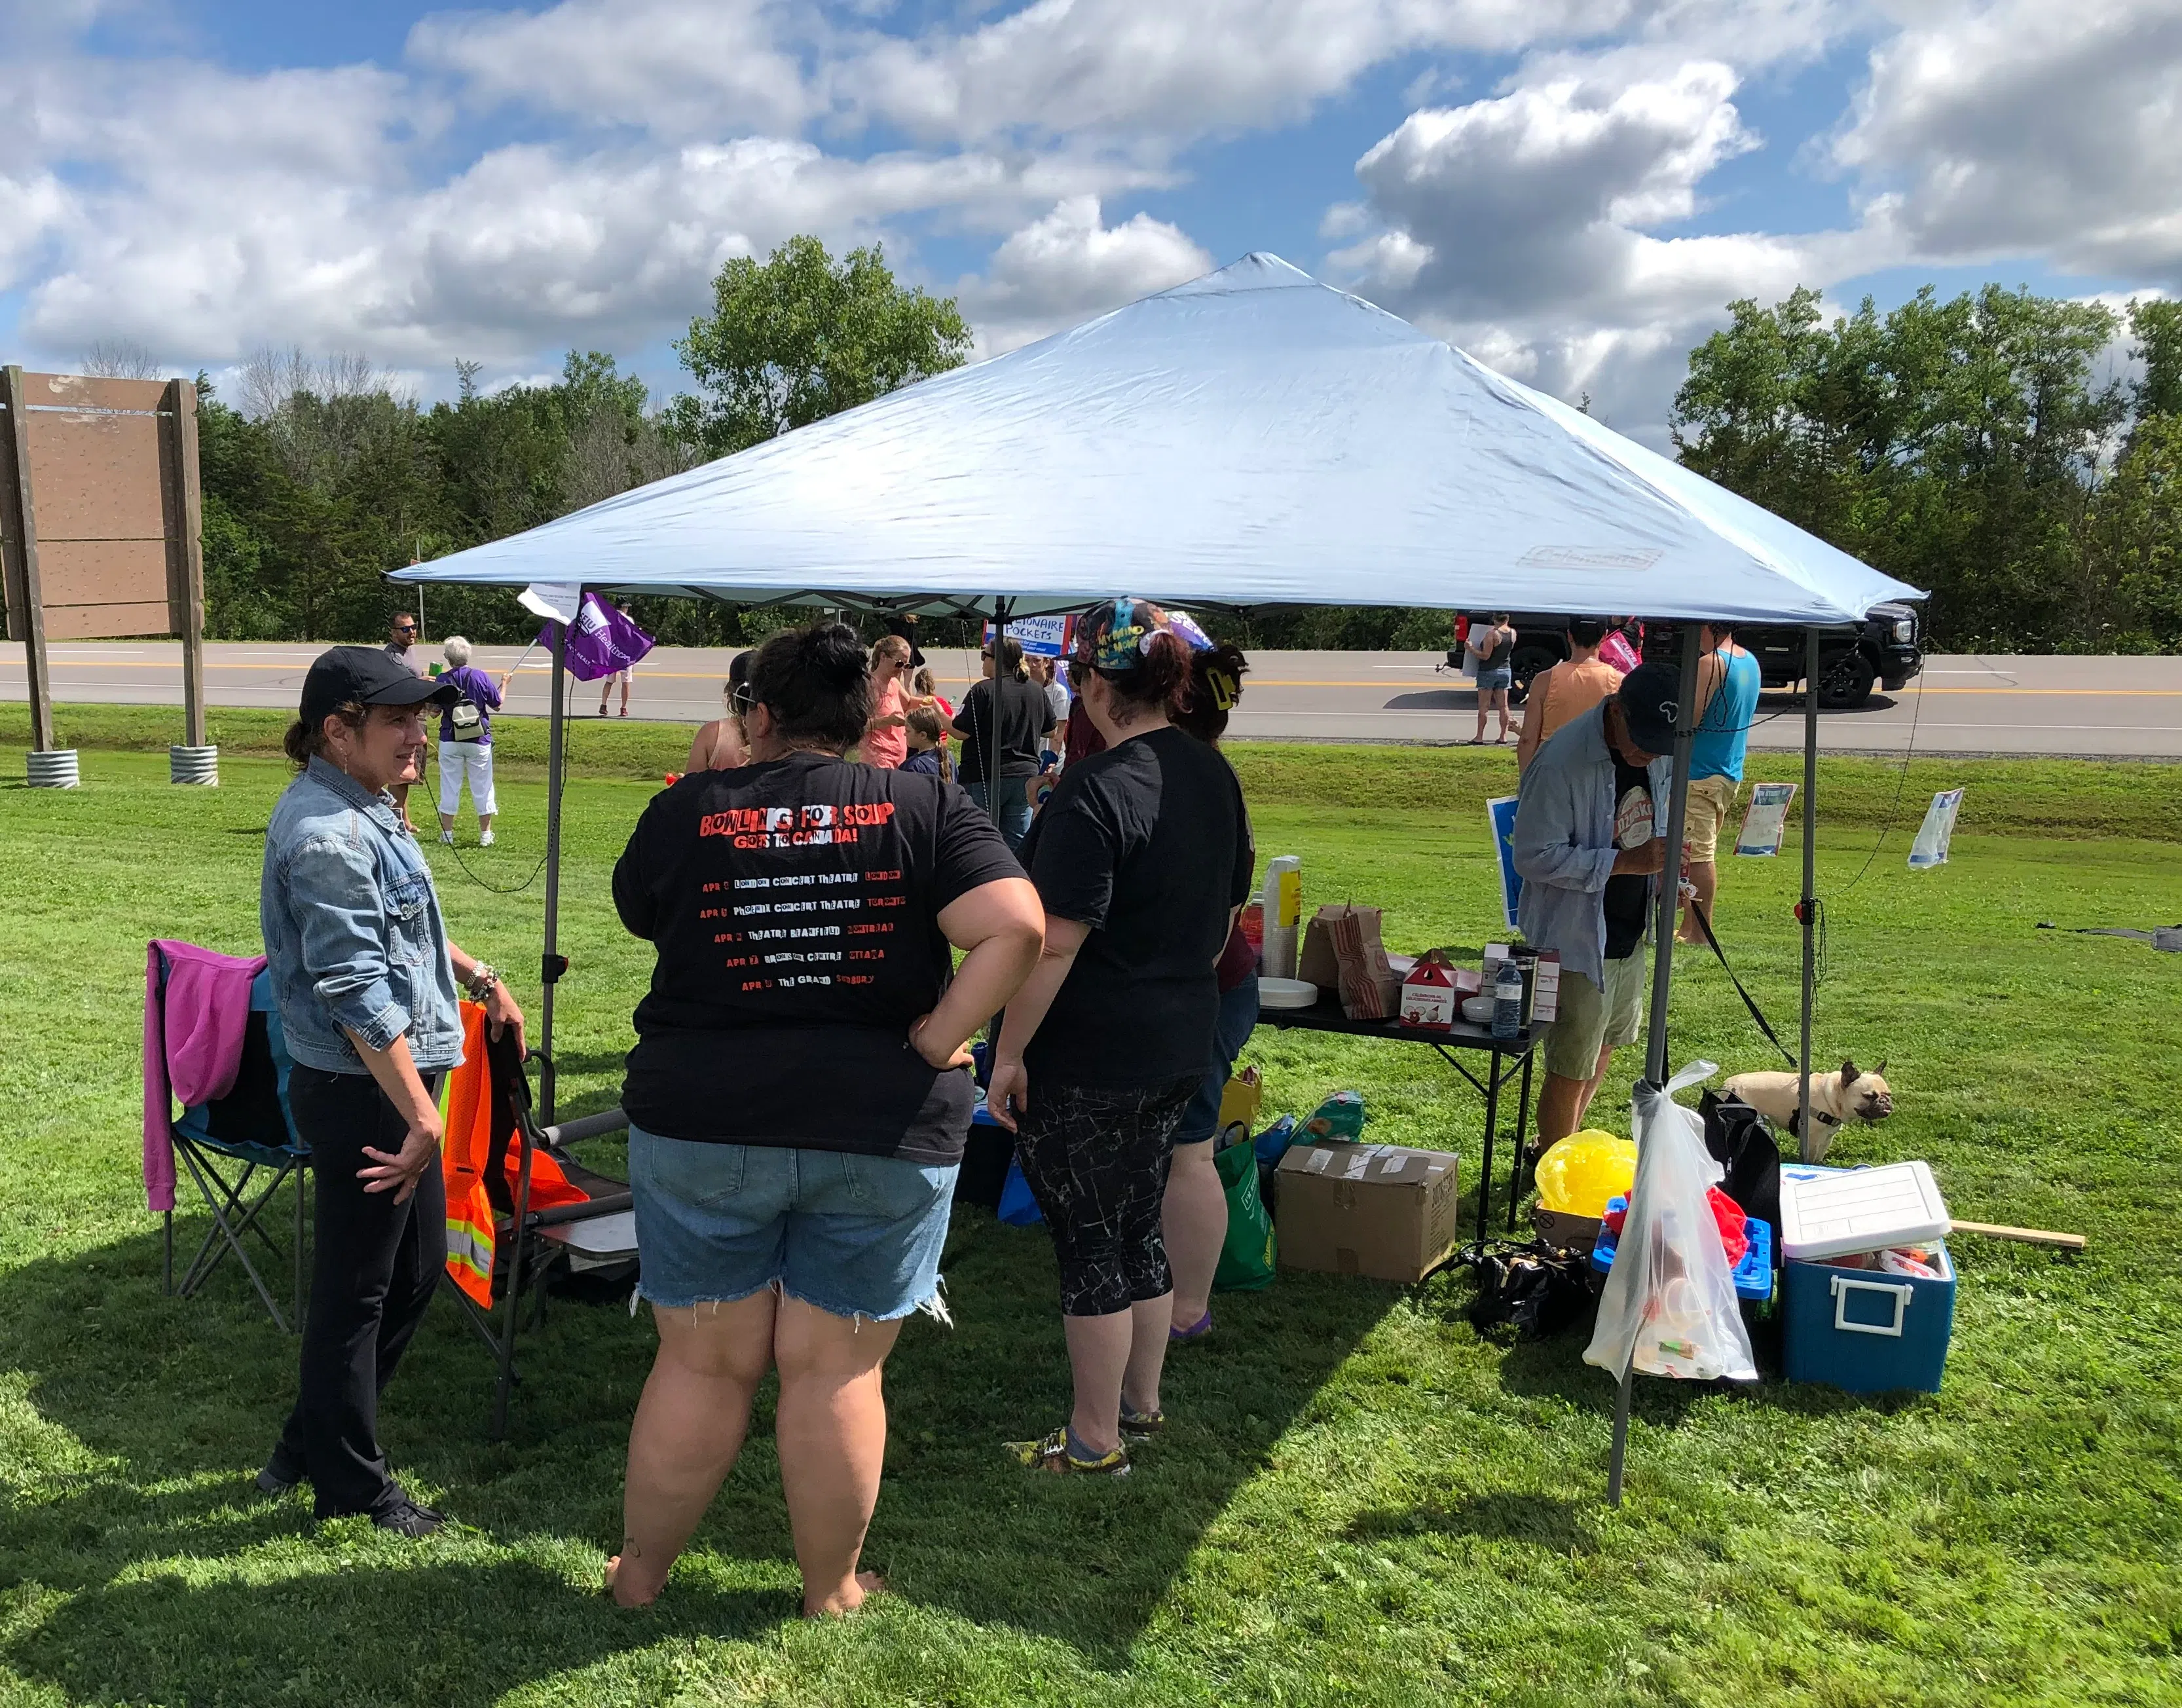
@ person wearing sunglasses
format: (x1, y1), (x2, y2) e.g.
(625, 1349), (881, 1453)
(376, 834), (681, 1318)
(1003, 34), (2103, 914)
(384, 614), (428, 832)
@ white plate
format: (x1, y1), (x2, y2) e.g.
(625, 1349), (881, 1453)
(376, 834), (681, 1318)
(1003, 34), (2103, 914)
(1460, 994), (1498, 1024)
(1257, 978), (1320, 1010)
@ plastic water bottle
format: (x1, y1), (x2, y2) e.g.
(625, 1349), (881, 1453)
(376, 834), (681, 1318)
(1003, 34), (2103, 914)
(1492, 958), (1524, 1040)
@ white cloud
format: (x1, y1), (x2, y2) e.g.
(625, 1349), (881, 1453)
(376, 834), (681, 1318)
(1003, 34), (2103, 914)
(407, 0), (820, 139)
(1832, 0), (2182, 284)
(958, 195), (1213, 352)
(1333, 60), (1836, 431)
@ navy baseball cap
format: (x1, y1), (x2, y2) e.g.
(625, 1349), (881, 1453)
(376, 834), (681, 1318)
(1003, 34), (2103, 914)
(299, 646), (456, 728)
(1615, 661), (1682, 756)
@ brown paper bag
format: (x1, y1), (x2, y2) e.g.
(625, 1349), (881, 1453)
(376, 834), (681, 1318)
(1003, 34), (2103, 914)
(1325, 906), (1397, 1019)
(1299, 904), (1382, 990)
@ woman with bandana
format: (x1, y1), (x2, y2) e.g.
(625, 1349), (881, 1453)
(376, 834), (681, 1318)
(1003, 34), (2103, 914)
(985, 600), (1255, 1477)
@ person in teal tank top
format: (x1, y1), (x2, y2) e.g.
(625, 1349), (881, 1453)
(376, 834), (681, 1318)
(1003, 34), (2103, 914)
(1677, 622), (1762, 944)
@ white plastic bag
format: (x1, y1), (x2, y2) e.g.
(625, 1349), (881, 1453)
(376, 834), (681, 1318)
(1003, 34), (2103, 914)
(1583, 1060), (1758, 1384)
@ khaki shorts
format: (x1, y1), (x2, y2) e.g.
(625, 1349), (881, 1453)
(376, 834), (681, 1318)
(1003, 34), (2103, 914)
(1682, 774), (1739, 863)
(1542, 949), (1648, 1080)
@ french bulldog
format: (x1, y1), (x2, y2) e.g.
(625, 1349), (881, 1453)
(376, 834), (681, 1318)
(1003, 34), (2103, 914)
(1724, 1059), (1893, 1162)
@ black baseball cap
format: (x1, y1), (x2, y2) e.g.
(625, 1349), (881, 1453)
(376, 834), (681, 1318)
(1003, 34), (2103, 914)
(299, 645), (456, 728)
(1615, 661), (1682, 756)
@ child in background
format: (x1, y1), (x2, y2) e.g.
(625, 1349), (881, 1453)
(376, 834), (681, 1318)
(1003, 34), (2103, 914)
(902, 707), (950, 779)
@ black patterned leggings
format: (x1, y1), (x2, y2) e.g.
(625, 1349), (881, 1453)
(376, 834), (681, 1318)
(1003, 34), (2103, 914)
(1014, 1074), (1201, 1318)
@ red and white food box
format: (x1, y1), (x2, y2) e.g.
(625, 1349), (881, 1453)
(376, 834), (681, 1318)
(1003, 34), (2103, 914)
(1399, 956), (1459, 1030)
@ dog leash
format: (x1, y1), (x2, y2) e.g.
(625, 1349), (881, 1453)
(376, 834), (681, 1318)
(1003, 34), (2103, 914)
(1684, 899), (1798, 1066)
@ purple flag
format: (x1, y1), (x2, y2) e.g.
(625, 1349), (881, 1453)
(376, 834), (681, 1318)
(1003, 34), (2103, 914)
(544, 593), (654, 682)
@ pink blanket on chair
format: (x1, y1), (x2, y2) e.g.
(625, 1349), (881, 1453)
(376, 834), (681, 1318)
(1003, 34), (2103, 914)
(144, 940), (266, 1212)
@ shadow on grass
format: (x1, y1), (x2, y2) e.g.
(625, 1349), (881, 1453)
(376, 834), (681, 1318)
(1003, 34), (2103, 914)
(0, 1204), (1395, 1688)
(1344, 1491), (1598, 1554)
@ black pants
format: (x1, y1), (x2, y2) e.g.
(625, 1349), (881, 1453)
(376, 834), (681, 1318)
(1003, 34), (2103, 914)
(1014, 1075), (1199, 1317)
(276, 1065), (446, 1518)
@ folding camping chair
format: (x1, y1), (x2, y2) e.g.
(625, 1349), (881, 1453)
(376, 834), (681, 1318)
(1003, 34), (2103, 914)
(159, 961), (312, 1333)
(439, 1026), (633, 1438)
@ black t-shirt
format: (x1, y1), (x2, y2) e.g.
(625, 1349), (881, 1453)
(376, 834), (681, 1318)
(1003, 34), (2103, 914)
(1602, 754), (1653, 961)
(612, 752), (1022, 1162)
(1017, 726), (1255, 1086)
(953, 675), (1055, 782)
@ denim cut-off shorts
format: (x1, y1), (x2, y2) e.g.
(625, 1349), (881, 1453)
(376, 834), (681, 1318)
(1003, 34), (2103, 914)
(1476, 667), (1513, 692)
(627, 1126), (959, 1323)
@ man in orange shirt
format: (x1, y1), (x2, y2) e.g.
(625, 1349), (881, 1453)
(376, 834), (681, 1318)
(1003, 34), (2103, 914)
(1516, 618), (1625, 772)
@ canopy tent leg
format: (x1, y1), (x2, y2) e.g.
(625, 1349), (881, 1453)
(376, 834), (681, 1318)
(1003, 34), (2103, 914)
(985, 594), (1010, 829)
(539, 614), (570, 1124)
(1798, 627), (1819, 1159)
(1607, 623), (1705, 1508)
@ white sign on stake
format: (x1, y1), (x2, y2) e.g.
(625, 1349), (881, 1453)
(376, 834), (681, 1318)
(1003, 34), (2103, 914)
(1908, 789), (1964, 870)
(1735, 783), (1796, 857)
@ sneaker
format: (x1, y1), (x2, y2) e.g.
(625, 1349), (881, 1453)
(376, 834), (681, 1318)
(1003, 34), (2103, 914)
(1120, 1406), (1166, 1439)
(1007, 1425), (1130, 1477)
(439, 830), (454, 845)
(371, 1498), (444, 1538)
(479, 830), (495, 847)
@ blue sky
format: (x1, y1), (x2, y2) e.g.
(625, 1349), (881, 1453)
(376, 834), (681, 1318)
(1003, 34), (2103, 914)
(4, 0), (2175, 439)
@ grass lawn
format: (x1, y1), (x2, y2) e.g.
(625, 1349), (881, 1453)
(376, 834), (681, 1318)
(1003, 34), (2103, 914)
(1, 738), (2178, 1707)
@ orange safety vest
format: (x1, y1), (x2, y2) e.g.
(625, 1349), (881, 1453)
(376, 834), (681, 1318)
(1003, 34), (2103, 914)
(440, 1001), (587, 1308)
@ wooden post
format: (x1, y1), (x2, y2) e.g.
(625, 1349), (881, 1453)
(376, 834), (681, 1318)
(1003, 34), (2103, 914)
(1, 365), (56, 752)
(162, 377), (208, 747)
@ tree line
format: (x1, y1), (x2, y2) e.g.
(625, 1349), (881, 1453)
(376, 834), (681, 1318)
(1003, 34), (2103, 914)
(185, 237), (2180, 653)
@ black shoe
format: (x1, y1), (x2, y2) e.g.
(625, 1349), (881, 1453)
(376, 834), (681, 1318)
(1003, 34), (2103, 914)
(371, 1498), (444, 1538)
(256, 1449), (305, 1496)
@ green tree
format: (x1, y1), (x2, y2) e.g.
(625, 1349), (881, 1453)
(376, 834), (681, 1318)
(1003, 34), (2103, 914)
(1673, 284), (2124, 647)
(2126, 298), (2182, 426)
(2086, 413), (2182, 647)
(673, 236), (971, 458)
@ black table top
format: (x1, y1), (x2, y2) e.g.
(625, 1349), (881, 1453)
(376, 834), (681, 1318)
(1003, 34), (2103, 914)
(1253, 994), (1534, 1054)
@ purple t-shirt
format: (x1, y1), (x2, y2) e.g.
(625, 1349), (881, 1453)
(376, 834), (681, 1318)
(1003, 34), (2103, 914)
(439, 665), (502, 743)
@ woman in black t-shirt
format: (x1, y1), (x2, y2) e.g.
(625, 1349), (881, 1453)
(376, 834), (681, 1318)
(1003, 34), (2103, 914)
(606, 622), (1043, 1616)
(951, 634), (1054, 853)
(988, 599), (1254, 1477)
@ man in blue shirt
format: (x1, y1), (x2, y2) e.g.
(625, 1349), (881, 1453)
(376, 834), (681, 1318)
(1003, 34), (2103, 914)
(1513, 665), (1680, 1145)
(1677, 622), (1761, 945)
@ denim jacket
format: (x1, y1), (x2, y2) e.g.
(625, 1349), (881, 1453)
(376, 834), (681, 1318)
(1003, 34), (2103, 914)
(260, 756), (464, 1075)
(1511, 703), (1674, 995)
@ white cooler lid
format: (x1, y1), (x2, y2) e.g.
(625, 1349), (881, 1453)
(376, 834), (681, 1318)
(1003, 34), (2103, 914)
(1781, 1160), (1950, 1260)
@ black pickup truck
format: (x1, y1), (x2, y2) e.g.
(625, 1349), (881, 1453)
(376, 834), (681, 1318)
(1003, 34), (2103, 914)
(1492, 603), (1922, 709)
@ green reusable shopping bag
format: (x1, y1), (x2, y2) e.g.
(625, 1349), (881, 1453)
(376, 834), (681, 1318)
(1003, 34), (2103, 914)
(1213, 1138), (1277, 1291)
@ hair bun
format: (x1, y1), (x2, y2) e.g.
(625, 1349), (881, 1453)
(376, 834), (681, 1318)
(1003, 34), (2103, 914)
(802, 622), (868, 688)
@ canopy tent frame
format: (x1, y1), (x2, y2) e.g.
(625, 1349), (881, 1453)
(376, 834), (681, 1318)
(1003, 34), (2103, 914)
(420, 582), (1837, 1513)
(393, 251), (1889, 1499)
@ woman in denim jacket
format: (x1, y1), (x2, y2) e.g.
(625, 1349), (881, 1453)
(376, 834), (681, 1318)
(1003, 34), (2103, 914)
(257, 646), (525, 1536)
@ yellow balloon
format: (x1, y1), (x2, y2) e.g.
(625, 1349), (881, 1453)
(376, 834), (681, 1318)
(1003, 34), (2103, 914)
(1534, 1129), (1638, 1217)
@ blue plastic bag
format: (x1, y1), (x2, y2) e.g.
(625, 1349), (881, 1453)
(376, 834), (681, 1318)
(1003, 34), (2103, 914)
(997, 1158), (1045, 1227)
(1253, 1114), (1298, 1166)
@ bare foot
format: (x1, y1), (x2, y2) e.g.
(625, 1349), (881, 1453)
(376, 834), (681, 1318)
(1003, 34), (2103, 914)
(604, 1554), (659, 1608)
(803, 1570), (887, 1619)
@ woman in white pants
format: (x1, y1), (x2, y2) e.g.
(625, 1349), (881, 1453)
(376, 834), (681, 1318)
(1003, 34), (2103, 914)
(435, 637), (509, 846)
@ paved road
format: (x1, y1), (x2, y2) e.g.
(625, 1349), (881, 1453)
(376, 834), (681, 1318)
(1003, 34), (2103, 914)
(5, 641), (2179, 758)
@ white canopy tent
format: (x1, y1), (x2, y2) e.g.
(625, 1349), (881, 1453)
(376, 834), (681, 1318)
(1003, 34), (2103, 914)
(393, 253), (1914, 625)
(396, 253), (1921, 1501)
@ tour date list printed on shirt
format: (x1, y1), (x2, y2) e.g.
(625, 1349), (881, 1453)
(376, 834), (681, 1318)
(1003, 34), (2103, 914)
(689, 801), (912, 991)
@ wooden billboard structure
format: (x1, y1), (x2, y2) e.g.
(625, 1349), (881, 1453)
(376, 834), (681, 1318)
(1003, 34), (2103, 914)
(1, 367), (208, 758)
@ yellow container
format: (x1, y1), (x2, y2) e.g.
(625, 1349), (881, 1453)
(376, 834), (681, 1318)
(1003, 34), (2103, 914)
(1533, 1130), (1637, 1217)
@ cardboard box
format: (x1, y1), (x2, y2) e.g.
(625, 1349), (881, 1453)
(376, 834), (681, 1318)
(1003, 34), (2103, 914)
(1399, 955), (1458, 1030)
(1275, 1142), (1460, 1283)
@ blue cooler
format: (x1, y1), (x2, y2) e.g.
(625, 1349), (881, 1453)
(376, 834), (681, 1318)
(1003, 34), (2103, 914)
(1782, 1246), (1953, 1394)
